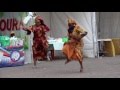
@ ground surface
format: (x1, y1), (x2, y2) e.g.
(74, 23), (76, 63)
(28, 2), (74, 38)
(0, 56), (120, 78)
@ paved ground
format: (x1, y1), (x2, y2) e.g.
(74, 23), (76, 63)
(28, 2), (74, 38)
(0, 56), (120, 78)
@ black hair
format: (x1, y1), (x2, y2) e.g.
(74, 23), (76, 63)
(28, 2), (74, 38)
(10, 33), (15, 37)
(27, 30), (31, 35)
(40, 19), (45, 25)
(68, 25), (75, 33)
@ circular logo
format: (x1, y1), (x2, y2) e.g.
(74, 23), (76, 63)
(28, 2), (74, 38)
(10, 51), (21, 62)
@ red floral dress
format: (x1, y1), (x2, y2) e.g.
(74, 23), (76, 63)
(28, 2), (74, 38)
(31, 25), (49, 60)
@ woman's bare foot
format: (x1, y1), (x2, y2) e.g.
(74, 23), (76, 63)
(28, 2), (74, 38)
(65, 59), (70, 64)
(80, 67), (83, 72)
(38, 57), (43, 61)
(65, 60), (69, 64)
(34, 60), (37, 66)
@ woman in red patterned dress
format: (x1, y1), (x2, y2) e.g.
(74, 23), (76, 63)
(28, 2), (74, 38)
(23, 16), (50, 66)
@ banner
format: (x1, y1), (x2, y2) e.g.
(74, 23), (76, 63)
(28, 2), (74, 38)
(0, 12), (27, 31)
(0, 46), (25, 67)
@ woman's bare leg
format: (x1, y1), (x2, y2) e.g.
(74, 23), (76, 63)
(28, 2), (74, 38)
(63, 52), (70, 64)
(34, 59), (37, 66)
(65, 59), (70, 64)
(79, 60), (83, 72)
(76, 52), (83, 72)
(32, 46), (37, 66)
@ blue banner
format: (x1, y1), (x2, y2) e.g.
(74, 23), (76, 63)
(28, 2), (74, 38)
(0, 46), (25, 68)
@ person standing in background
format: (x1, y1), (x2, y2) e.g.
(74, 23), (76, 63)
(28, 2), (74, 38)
(22, 12), (37, 64)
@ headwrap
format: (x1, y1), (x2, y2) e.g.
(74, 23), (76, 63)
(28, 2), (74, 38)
(68, 18), (77, 27)
(68, 18), (77, 33)
(72, 25), (87, 40)
(35, 16), (50, 32)
(35, 15), (43, 22)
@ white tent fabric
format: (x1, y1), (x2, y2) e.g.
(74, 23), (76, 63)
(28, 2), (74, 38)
(97, 12), (120, 39)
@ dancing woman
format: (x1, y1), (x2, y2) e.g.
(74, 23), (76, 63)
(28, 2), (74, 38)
(23, 16), (50, 66)
(63, 19), (87, 72)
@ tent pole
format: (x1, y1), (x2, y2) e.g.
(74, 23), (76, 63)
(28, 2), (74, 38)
(91, 12), (96, 58)
(95, 12), (100, 58)
(97, 12), (101, 58)
(50, 12), (52, 37)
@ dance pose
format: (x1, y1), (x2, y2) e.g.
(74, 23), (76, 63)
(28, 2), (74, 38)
(23, 16), (50, 66)
(63, 19), (87, 72)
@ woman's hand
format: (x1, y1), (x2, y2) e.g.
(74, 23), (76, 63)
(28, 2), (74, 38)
(81, 31), (88, 38)
(23, 26), (32, 35)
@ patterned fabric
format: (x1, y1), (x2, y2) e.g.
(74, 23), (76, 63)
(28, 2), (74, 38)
(23, 16), (50, 61)
(63, 39), (83, 61)
(32, 25), (49, 60)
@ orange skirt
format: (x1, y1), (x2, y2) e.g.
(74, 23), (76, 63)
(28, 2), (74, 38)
(62, 41), (83, 61)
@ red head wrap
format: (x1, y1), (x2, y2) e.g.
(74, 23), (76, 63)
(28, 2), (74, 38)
(35, 15), (50, 32)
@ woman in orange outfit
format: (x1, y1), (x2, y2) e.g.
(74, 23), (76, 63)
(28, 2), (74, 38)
(63, 19), (87, 72)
